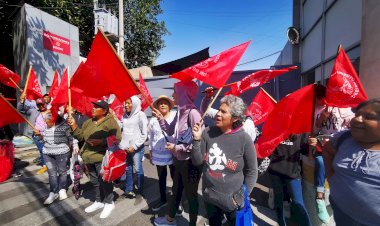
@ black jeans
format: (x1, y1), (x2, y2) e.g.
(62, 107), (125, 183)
(156, 164), (175, 203)
(168, 159), (201, 225)
(87, 163), (114, 204)
(205, 201), (236, 226)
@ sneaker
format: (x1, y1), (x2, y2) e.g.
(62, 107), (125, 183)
(44, 192), (59, 205)
(125, 191), (136, 199)
(152, 201), (168, 211)
(85, 201), (105, 213)
(37, 165), (47, 175)
(154, 216), (177, 226)
(100, 202), (115, 219)
(267, 188), (274, 209)
(134, 194), (143, 206)
(176, 205), (183, 217)
(59, 189), (68, 200)
(316, 199), (330, 223)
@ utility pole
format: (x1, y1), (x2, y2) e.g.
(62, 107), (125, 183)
(119, 0), (124, 61)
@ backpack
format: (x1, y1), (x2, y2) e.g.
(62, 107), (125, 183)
(100, 136), (127, 183)
(177, 109), (197, 145)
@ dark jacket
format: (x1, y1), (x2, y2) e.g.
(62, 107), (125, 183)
(268, 134), (308, 179)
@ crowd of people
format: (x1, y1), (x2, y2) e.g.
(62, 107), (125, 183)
(9, 80), (380, 226)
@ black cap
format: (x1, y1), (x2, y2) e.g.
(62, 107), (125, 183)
(91, 100), (109, 111)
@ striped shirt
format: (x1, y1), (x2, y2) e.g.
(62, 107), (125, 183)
(42, 122), (77, 155)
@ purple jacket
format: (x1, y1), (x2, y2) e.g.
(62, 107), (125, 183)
(159, 81), (203, 160)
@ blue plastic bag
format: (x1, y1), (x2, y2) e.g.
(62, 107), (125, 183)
(235, 184), (254, 226)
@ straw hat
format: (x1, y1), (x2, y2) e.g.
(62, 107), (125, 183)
(153, 95), (174, 110)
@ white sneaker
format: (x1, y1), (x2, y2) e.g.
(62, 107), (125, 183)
(100, 202), (115, 219)
(59, 189), (68, 200)
(85, 201), (105, 213)
(44, 192), (59, 205)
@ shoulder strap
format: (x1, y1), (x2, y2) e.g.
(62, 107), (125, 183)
(187, 109), (194, 127)
(335, 130), (351, 152)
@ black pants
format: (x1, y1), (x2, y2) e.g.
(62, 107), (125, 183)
(168, 159), (201, 225)
(156, 164), (175, 203)
(205, 201), (237, 226)
(87, 163), (114, 204)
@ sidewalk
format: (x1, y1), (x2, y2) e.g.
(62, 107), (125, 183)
(0, 145), (279, 226)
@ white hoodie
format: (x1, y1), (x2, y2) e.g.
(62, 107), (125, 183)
(119, 96), (148, 151)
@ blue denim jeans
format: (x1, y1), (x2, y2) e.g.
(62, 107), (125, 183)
(32, 136), (45, 166)
(44, 153), (69, 193)
(125, 146), (144, 194)
(271, 175), (311, 226)
(314, 154), (326, 193)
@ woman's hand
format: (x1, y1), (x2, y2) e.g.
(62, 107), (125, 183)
(126, 146), (135, 154)
(308, 137), (318, 146)
(151, 108), (164, 120)
(67, 116), (78, 130)
(204, 87), (216, 99)
(87, 139), (103, 147)
(192, 122), (202, 141)
(165, 142), (175, 152)
(33, 129), (41, 137)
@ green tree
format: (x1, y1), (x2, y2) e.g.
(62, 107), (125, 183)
(102, 0), (168, 68)
(0, 0), (168, 68)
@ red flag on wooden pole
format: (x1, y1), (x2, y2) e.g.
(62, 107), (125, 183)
(225, 66), (298, 96)
(0, 64), (21, 90)
(325, 48), (368, 107)
(70, 29), (141, 102)
(49, 71), (59, 98)
(138, 72), (153, 111)
(0, 95), (26, 127)
(246, 88), (276, 126)
(255, 84), (315, 158)
(25, 68), (43, 100)
(170, 41), (251, 88)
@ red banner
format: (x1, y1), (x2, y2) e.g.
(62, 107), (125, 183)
(43, 31), (71, 56)
(246, 89), (276, 126)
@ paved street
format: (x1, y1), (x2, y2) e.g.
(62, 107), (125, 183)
(0, 143), (279, 226)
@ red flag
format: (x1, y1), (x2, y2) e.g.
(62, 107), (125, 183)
(70, 30), (140, 102)
(110, 96), (124, 120)
(51, 68), (69, 105)
(25, 68), (43, 100)
(0, 96), (25, 127)
(246, 89), (276, 126)
(225, 66), (298, 96)
(170, 41), (251, 88)
(325, 48), (368, 107)
(49, 71), (59, 98)
(255, 84), (315, 158)
(0, 64), (20, 88)
(139, 72), (153, 111)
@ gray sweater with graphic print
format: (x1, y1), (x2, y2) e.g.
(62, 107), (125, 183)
(192, 126), (258, 211)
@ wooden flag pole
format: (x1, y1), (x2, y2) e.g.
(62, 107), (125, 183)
(9, 77), (23, 92)
(260, 87), (277, 103)
(67, 66), (72, 112)
(98, 28), (155, 110)
(22, 65), (33, 97)
(0, 95), (37, 130)
(201, 87), (223, 120)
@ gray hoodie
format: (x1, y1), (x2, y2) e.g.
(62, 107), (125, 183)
(119, 96), (148, 151)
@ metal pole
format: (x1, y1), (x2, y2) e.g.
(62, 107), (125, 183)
(119, 0), (124, 60)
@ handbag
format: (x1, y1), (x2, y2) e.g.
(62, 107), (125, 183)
(177, 109), (195, 145)
(235, 184), (254, 226)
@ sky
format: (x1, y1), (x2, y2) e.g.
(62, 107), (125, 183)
(155, 0), (293, 71)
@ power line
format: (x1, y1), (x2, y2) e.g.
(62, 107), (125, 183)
(237, 50), (282, 66)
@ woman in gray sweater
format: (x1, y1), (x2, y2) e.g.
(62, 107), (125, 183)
(192, 95), (258, 226)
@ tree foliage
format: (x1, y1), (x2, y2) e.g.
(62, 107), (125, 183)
(0, 0), (168, 68)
